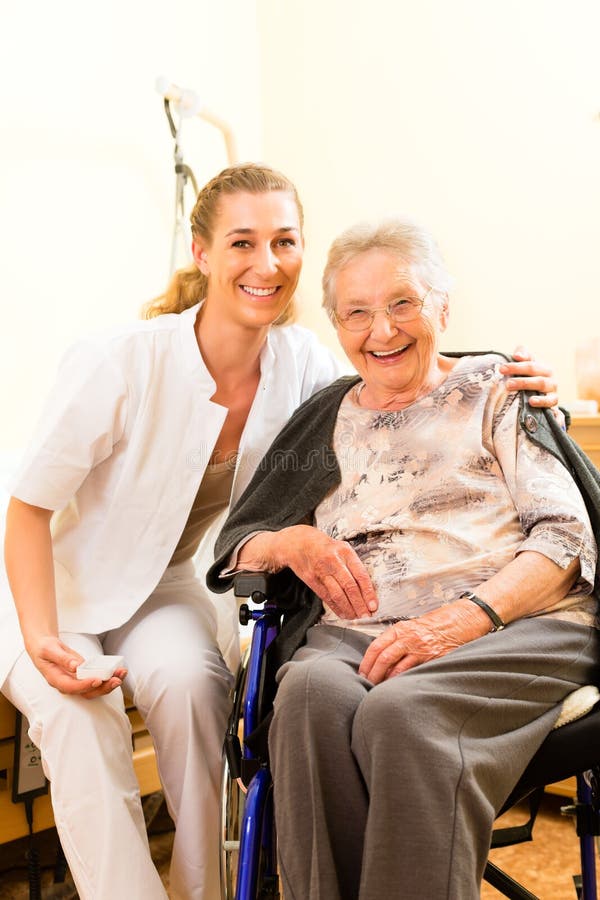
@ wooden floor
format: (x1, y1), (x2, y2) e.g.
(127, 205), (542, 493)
(0, 793), (595, 898)
(482, 793), (597, 899)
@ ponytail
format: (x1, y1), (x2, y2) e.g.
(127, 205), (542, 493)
(143, 265), (207, 319)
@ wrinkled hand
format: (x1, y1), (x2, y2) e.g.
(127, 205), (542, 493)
(29, 636), (127, 699)
(240, 525), (378, 619)
(502, 345), (560, 414)
(359, 600), (489, 684)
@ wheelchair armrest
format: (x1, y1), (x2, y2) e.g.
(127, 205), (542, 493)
(233, 571), (272, 603)
(233, 569), (307, 608)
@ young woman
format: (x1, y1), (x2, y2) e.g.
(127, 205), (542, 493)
(0, 163), (561, 899)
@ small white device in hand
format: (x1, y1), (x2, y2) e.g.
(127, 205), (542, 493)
(76, 655), (125, 681)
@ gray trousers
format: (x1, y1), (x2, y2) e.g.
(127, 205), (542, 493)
(268, 619), (599, 900)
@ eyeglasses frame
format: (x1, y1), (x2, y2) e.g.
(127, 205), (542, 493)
(334, 286), (436, 332)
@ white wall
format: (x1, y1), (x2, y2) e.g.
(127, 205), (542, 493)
(0, 0), (262, 451)
(3, 1), (599, 459)
(257, 0), (600, 403)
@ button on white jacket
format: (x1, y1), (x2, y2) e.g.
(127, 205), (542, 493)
(0, 304), (346, 684)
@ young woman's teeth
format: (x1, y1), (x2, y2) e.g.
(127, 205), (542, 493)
(241, 286), (279, 296)
(372, 345), (408, 357)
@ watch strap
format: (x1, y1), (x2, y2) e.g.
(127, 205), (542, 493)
(459, 591), (506, 632)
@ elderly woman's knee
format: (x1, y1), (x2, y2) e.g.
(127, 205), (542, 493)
(275, 656), (364, 728)
(352, 678), (440, 751)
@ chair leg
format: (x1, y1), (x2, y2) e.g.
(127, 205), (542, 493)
(482, 860), (539, 899)
(558, 769), (600, 900)
(484, 771), (600, 900)
(568, 772), (599, 900)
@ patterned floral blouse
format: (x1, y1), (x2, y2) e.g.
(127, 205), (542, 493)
(315, 355), (597, 636)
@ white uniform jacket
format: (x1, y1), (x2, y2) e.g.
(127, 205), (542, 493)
(0, 304), (345, 684)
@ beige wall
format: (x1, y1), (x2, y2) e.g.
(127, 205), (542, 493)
(2, 1), (599, 454)
(0, 0), (262, 451)
(257, 0), (600, 403)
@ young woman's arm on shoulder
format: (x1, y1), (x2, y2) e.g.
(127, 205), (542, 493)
(501, 346), (559, 411)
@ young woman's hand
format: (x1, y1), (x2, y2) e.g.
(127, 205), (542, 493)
(502, 345), (559, 410)
(28, 635), (127, 700)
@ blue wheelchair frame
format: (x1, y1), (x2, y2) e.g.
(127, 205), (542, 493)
(223, 573), (600, 900)
(222, 576), (281, 900)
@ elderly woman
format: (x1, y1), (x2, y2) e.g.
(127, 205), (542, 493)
(208, 218), (600, 900)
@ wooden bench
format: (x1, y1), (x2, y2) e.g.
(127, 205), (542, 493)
(0, 692), (161, 845)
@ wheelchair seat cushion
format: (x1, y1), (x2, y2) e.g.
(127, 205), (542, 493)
(552, 684), (600, 730)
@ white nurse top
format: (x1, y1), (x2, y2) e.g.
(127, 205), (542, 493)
(0, 304), (346, 684)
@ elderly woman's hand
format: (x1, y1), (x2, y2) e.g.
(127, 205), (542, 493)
(238, 525), (378, 619)
(358, 598), (491, 684)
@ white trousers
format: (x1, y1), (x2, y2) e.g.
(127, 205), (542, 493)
(1, 561), (234, 900)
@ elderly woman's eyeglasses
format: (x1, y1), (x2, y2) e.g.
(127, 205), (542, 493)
(335, 288), (433, 332)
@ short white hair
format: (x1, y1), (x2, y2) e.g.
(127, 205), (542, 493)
(322, 217), (453, 321)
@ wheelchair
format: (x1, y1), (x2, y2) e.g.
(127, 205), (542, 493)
(220, 573), (600, 900)
(220, 573), (283, 900)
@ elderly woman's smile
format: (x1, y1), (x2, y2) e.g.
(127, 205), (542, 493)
(333, 248), (453, 409)
(209, 214), (597, 900)
(368, 342), (412, 362)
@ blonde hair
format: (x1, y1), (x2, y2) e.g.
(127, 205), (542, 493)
(144, 163), (304, 324)
(322, 217), (453, 322)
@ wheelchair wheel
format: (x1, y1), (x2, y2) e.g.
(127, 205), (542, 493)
(220, 621), (281, 899)
(220, 757), (280, 900)
(220, 753), (245, 899)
